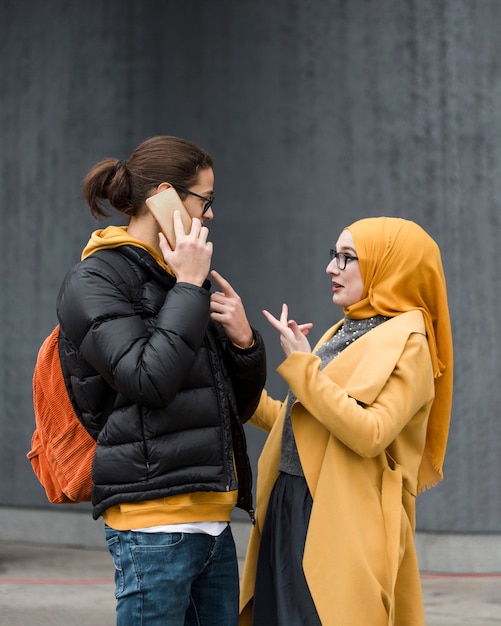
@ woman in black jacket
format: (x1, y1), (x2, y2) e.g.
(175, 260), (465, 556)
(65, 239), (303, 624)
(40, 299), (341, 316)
(57, 135), (266, 626)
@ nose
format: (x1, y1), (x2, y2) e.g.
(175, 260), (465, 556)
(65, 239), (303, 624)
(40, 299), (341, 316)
(203, 207), (214, 221)
(326, 259), (339, 275)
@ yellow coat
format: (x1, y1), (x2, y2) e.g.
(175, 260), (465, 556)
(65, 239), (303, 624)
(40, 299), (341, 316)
(240, 310), (435, 626)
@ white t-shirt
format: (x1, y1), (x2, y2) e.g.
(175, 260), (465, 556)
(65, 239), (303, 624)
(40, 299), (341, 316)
(132, 521), (228, 536)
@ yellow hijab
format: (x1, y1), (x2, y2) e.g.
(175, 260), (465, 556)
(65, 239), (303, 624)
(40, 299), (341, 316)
(344, 217), (454, 491)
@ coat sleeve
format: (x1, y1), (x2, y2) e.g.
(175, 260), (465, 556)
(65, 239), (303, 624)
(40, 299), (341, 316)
(277, 333), (435, 458)
(219, 329), (267, 422)
(244, 388), (284, 433)
(57, 264), (210, 409)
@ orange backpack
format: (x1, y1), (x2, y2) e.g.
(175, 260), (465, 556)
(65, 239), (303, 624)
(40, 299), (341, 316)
(27, 249), (140, 504)
(27, 325), (96, 503)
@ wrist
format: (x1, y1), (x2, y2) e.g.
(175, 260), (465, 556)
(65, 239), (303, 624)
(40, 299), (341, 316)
(232, 336), (255, 350)
(175, 275), (205, 287)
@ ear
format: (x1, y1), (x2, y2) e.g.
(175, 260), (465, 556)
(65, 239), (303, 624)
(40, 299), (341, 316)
(156, 182), (172, 194)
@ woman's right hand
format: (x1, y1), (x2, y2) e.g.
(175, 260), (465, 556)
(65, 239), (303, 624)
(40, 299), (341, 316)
(159, 211), (213, 286)
(263, 303), (313, 356)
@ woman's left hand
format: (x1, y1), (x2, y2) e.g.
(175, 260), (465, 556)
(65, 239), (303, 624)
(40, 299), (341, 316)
(263, 304), (313, 356)
(210, 270), (254, 348)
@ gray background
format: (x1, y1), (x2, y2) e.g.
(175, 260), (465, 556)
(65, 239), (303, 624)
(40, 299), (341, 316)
(1, 0), (500, 538)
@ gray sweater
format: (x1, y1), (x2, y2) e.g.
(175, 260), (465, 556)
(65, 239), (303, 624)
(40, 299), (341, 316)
(278, 315), (390, 477)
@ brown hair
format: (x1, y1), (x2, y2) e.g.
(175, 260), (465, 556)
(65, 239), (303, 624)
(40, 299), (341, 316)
(82, 135), (214, 219)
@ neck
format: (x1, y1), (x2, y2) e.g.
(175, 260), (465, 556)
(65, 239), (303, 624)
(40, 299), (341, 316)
(127, 213), (161, 253)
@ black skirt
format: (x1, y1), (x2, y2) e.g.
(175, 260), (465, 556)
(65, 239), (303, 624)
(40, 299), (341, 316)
(252, 473), (322, 626)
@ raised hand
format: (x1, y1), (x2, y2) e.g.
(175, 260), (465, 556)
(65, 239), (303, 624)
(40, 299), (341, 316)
(159, 211), (213, 286)
(210, 270), (254, 348)
(262, 303), (313, 356)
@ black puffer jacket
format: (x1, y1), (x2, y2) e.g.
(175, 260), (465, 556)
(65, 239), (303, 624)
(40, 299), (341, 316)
(56, 245), (266, 520)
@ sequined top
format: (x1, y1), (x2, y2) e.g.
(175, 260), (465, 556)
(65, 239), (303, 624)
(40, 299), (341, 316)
(278, 315), (390, 477)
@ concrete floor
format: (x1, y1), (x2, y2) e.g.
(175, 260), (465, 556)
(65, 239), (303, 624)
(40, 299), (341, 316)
(0, 536), (500, 625)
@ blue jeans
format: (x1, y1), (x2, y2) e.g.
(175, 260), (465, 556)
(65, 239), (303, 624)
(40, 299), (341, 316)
(104, 524), (239, 626)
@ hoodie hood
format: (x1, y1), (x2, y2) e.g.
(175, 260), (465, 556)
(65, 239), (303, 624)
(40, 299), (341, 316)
(81, 225), (172, 274)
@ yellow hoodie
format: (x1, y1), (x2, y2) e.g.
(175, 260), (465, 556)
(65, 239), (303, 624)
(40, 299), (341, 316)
(81, 225), (171, 272)
(82, 226), (237, 530)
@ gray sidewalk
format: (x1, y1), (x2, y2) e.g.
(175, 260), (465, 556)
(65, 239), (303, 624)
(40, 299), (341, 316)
(0, 523), (500, 625)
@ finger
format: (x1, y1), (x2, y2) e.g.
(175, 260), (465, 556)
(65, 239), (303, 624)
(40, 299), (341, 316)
(185, 215), (201, 236)
(210, 293), (223, 306)
(298, 323), (314, 336)
(172, 210), (186, 235)
(287, 320), (303, 337)
(279, 303), (289, 326)
(210, 296), (225, 312)
(289, 320), (313, 338)
(199, 225), (210, 242)
(210, 294), (229, 310)
(262, 309), (283, 331)
(210, 269), (236, 296)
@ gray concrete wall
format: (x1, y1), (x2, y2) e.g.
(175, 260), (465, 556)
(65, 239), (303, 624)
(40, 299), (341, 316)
(1, 0), (500, 546)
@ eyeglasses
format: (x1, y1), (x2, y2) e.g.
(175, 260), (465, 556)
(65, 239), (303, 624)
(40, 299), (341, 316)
(329, 249), (359, 270)
(175, 186), (214, 215)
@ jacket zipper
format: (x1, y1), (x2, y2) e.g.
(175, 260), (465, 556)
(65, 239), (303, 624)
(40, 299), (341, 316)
(204, 335), (231, 491)
(139, 406), (150, 476)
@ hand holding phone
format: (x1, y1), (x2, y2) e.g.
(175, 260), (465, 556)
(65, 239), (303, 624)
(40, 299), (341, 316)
(156, 205), (213, 286)
(146, 187), (192, 248)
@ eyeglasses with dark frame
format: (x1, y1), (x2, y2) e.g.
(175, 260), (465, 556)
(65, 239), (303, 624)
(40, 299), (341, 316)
(329, 249), (359, 270)
(175, 186), (214, 215)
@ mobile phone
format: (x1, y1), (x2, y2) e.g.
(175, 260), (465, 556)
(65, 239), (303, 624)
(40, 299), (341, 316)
(146, 187), (192, 248)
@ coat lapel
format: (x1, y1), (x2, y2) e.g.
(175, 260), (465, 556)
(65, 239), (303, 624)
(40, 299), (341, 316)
(315, 310), (426, 405)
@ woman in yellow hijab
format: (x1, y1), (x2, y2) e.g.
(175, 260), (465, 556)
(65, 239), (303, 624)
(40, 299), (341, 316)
(239, 217), (453, 626)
